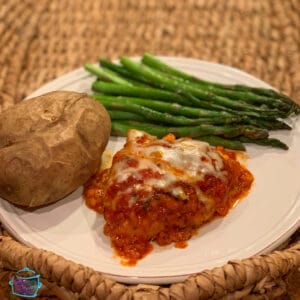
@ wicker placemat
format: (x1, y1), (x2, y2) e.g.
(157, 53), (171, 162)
(0, 0), (299, 299)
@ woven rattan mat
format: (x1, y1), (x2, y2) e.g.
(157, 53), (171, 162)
(0, 0), (299, 299)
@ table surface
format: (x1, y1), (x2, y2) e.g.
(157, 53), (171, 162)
(0, 0), (299, 299)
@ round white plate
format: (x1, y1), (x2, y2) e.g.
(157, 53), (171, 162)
(0, 57), (299, 285)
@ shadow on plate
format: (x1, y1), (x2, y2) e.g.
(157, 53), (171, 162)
(1, 187), (83, 231)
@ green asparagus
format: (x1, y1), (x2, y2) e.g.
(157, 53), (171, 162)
(120, 56), (285, 116)
(107, 110), (145, 122)
(94, 95), (216, 125)
(199, 135), (246, 151)
(142, 53), (297, 113)
(84, 63), (133, 86)
(83, 53), (299, 150)
(111, 120), (268, 139)
(92, 81), (194, 106)
(237, 136), (288, 150)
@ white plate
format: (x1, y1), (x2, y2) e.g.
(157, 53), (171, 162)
(0, 57), (299, 285)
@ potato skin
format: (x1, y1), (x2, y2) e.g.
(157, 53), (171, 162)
(0, 91), (111, 207)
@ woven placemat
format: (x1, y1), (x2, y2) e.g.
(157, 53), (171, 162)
(0, 0), (299, 299)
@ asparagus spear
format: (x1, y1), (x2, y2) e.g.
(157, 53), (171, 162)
(93, 92), (237, 118)
(112, 121), (245, 150)
(169, 90), (282, 119)
(111, 120), (268, 139)
(99, 59), (150, 86)
(120, 56), (284, 116)
(99, 59), (150, 87)
(142, 53), (297, 112)
(100, 54), (281, 104)
(237, 136), (288, 150)
(94, 95), (227, 126)
(92, 81), (194, 106)
(107, 110), (145, 122)
(84, 64), (133, 86)
(246, 118), (292, 130)
(84, 54), (297, 151)
(98, 91), (290, 130)
(199, 135), (246, 151)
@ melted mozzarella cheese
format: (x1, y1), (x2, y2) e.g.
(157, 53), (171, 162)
(143, 140), (224, 178)
(112, 130), (227, 205)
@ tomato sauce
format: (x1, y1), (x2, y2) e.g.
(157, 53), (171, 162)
(84, 131), (254, 266)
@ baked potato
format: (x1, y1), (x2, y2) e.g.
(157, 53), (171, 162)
(0, 91), (111, 207)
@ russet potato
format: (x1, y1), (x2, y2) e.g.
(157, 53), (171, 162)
(0, 91), (111, 207)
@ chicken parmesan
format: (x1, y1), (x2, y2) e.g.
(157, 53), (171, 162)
(84, 129), (253, 265)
